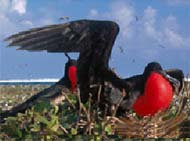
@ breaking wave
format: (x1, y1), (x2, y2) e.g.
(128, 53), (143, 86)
(0, 78), (59, 85)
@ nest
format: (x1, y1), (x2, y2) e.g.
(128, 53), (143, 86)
(112, 79), (190, 138)
(58, 79), (190, 138)
(1, 78), (189, 139)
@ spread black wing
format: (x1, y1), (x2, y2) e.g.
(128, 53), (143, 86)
(6, 20), (92, 52)
(5, 19), (131, 103)
(4, 19), (185, 117)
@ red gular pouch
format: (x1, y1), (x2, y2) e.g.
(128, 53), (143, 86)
(132, 72), (173, 117)
(68, 65), (77, 93)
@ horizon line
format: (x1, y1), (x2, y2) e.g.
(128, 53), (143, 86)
(0, 77), (189, 83)
(0, 78), (60, 83)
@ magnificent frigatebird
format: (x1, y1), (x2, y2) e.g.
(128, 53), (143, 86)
(5, 19), (132, 103)
(4, 19), (184, 117)
(0, 54), (77, 123)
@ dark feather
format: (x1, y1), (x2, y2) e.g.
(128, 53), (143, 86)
(5, 20), (91, 53)
(4, 19), (185, 117)
(5, 19), (131, 103)
(0, 59), (77, 123)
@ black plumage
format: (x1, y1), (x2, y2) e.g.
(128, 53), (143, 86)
(0, 57), (77, 123)
(5, 19), (131, 103)
(116, 62), (184, 113)
(4, 19), (184, 115)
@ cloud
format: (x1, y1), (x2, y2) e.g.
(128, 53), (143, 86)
(0, 0), (10, 12)
(0, 0), (56, 39)
(165, 0), (190, 5)
(11, 0), (27, 15)
(142, 6), (157, 38)
(140, 7), (188, 48)
(0, 13), (16, 37)
(108, 2), (189, 49)
(0, 0), (35, 45)
(39, 19), (54, 26)
(20, 20), (33, 26)
(109, 1), (136, 39)
(89, 9), (99, 17)
(0, 0), (59, 40)
(87, 1), (189, 50)
(163, 28), (184, 47)
(164, 15), (179, 31)
(88, 1), (136, 41)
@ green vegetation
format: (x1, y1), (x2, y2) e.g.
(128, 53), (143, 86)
(0, 83), (189, 140)
(0, 85), (50, 111)
(0, 85), (119, 140)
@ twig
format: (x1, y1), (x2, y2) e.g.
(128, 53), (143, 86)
(75, 87), (83, 131)
(76, 88), (82, 119)
(61, 91), (76, 110)
(59, 125), (69, 134)
(112, 89), (126, 116)
(97, 85), (102, 104)
(95, 84), (102, 121)
(87, 93), (92, 121)
(103, 104), (108, 121)
(84, 93), (93, 135)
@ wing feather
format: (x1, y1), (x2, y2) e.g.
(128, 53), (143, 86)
(5, 24), (68, 42)
(5, 19), (119, 54)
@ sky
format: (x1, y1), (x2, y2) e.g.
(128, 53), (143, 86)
(0, 0), (190, 80)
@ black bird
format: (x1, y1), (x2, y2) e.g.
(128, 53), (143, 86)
(5, 19), (132, 104)
(113, 62), (184, 116)
(58, 53), (77, 92)
(4, 19), (184, 116)
(0, 55), (77, 123)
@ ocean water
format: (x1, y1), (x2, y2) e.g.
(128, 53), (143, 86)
(0, 78), (59, 85)
(0, 77), (189, 85)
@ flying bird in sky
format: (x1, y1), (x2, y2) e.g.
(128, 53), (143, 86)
(59, 16), (70, 21)
(4, 19), (184, 116)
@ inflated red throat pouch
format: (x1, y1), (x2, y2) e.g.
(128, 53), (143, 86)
(133, 72), (173, 116)
(68, 65), (77, 92)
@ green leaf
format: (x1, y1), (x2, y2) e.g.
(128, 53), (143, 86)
(71, 128), (77, 135)
(36, 114), (50, 125)
(52, 105), (59, 114)
(48, 115), (59, 132)
(33, 101), (52, 113)
(1, 117), (23, 138)
(30, 123), (40, 132)
(105, 124), (112, 135)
